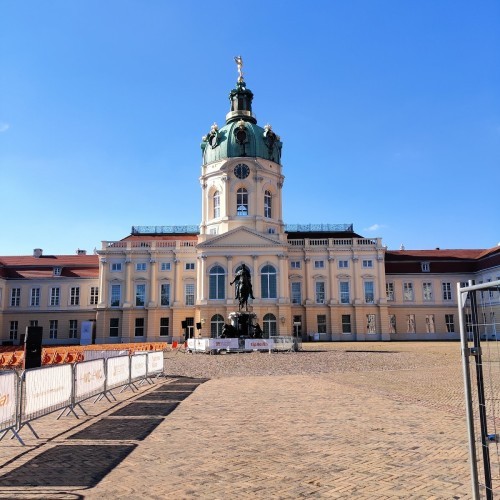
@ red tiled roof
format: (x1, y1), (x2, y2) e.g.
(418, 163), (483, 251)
(0, 255), (99, 266)
(385, 249), (484, 260)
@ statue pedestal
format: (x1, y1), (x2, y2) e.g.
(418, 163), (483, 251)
(227, 311), (258, 338)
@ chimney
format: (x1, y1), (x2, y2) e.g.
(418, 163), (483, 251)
(33, 248), (43, 258)
(77, 249), (87, 255)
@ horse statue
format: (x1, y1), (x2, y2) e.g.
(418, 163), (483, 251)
(230, 264), (255, 312)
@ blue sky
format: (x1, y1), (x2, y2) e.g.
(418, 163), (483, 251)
(1, 0), (499, 255)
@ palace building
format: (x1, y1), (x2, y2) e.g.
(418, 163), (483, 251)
(1, 64), (499, 345)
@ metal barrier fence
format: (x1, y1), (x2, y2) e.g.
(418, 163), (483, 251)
(458, 279), (500, 499)
(0, 351), (165, 445)
(187, 336), (302, 353)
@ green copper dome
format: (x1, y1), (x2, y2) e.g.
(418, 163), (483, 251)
(201, 78), (283, 165)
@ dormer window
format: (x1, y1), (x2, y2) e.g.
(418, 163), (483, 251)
(53, 267), (62, 276)
(421, 262), (430, 272)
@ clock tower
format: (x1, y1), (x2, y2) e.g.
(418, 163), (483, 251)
(199, 58), (284, 240)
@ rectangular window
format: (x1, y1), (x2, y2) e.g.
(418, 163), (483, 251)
(291, 282), (301, 304)
(403, 282), (414, 301)
(160, 262), (171, 271)
(111, 262), (122, 272)
(386, 282), (394, 301)
(136, 262), (147, 272)
(389, 314), (397, 334)
(362, 259), (373, 268)
(442, 282), (452, 301)
(29, 320), (38, 327)
(135, 318), (145, 337)
(110, 284), (121, 307)
(9, 321), (18, 340)
(314, 260), (325, 269)
(425, 315), (435, 333)
(50, 287), (60, 306)
(135, 283), (146, 307)
(49, 320), (58, 339)
(185, 283), (195, 306)
(30, 287), (40, 307)
(406, 314), (416, 333)
(69, 319), (78, 338)
(160, 283), (170, 306)
(367, 314), (376, 333)
(53, 267), (62, 276)
(423, 282), (433, 301)
(10, 288), (21, 307)
(90, 286), (99, 305)
(160, 317), (169, 337)
(317, 314), (327, 334)
(421, 262), (430, 272)
(185, 263), (195, 271)
(340, 281), (350, 304)
(341, 315), (351, 334)
(445, 314), (455, 332)
(109, 318), (119, 337)
(338, 260), (349, 269)
(290, 261), (301, 269)
(364, 281), (374, 303)
(315, 281), (325, 304)
(70, 287), (80, 306)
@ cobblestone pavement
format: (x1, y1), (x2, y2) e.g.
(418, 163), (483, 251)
(0, 342), (476, 499)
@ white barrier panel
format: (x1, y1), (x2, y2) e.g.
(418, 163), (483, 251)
(75, 359), (105, 401)
(244, 339), (275, 350)
(130, 354), (147, 381)
(106, 355), (130, 388)
(84, 350), (128, 361)
(0, 372), (17, 428)
(188, 339), (210, 352)
(147, 352), (164, 374)
(24, 365), (72, 418)
(208, 338), (239, 350)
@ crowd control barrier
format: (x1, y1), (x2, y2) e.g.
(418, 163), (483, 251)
(187, 336), (301, 353)
(0, 350), (165, 445)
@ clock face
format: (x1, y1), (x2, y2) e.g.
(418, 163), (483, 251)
(234, 163), (250, 179)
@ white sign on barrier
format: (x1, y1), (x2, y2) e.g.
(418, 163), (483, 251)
(75, 359), (105, 399)
(0, 372), (17, 426)
(131, 354), (147, 380)
(24, 365), (72, 416)
(147, 352), (164, 374)
(106, 355), (130, 387)
(208, 338), (239, 350)
(244, 339), (274, 350)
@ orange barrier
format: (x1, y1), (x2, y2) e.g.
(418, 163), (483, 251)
(0, 342), (167, 369)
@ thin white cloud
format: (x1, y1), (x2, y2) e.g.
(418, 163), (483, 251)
(0, 123), (10, 133)
(365, 224), (386, 232)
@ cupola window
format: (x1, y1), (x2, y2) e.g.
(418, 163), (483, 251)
(264, 190), (272, 218)
(213, 191), (220, 218)
(237, 188), (248, 216)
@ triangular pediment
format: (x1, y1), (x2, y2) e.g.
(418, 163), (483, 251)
(198, 227), (284, 249)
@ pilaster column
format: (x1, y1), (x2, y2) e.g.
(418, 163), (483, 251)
(328, 255), (335, 303)
(351, 255), (359, 303)
(124, 258), (132, 306)
(304, 256), (311, 303)
(226, 255), (233, 301)
(173, 257), (179, 305)
(198, 255), (207, 301)
(278, 254), (287, 302)
(98, 258), (107, 307)
(149, 257), (157, 306)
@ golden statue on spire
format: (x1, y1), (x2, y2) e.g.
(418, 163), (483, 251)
(234, 55), (244, 82)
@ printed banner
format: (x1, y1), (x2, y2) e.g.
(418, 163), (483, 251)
(106, 355), (130, 387)
(147, 351), (164, 374)
(24, 365), (72, 417)
(131, 354), (147, 380)
(244, 339), (274, 350)
(0, 372), (17, 427)
(75, 359), (105, 399)
(208, 338), (239, 350)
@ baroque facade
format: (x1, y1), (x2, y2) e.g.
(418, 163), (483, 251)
(1, 66), (499, 345)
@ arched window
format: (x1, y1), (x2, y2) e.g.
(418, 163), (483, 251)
(211, 314), (225, 338)
(263, 313), (277, 337)
(264, 190), (272, 218)
(213, 191), (220, 219)
(209, 265), (225, 300)
(237, 188), (248, 216)
(261, 264), (277, 299)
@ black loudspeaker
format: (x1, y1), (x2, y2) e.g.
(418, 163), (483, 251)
(24, 326), (43, 369)
(181, 320), (187, 329)
(196, 322), (202, 330)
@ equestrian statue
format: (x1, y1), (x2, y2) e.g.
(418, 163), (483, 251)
(230, 263), (255, 311)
